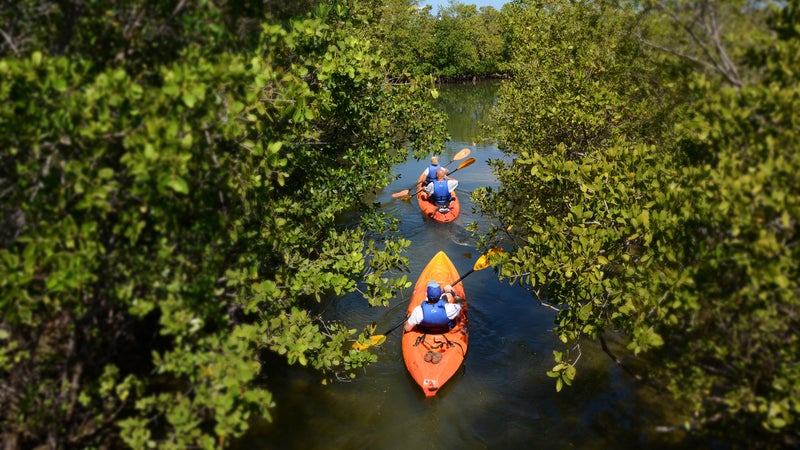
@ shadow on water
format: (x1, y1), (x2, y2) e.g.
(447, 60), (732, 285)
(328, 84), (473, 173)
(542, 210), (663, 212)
(234, 82), (719, 450)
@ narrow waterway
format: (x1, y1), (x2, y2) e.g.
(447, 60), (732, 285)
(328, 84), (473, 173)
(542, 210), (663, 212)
(235, 82), (705, 450)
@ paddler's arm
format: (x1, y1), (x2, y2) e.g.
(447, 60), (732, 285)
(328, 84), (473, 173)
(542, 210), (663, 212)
(404, 307), (423, 332)
(443, 284), (461, 304)
(420, 182), (433, 201)
(417, 168), (428, 187)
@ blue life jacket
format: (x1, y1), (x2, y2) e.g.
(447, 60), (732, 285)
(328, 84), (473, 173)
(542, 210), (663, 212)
(426, 164), (441, 184)
(421, 299), (451, 328)
(432, 180), (451, 203)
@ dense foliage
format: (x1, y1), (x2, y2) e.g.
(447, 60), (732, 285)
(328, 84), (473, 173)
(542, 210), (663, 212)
(4, 0), (798, 447)
(0, 0), (447, 448)
(475, 0), (799, 445)
(359, 0), (509, 80)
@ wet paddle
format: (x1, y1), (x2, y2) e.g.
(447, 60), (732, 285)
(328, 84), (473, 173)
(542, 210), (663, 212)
(351, 315), (408, 350)
(352, 248), (504, 350)
(392, 157), (476, 200)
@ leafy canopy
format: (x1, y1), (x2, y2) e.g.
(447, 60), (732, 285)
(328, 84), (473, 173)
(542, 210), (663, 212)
(0, 1), (447, 448)
(475, 0), (799, 445)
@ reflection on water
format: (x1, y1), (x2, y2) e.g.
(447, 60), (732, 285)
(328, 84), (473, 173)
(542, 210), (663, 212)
(234, 82), (707, 450)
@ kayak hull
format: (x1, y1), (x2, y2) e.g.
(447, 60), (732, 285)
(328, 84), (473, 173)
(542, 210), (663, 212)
(417, 189), (460, 223)
(402, 251), (468, 397)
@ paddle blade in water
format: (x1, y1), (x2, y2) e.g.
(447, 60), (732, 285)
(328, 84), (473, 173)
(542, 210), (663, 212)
(351, 334), (387, 350)
(352, 341), (370, 350)
(391, 189), (410, 198)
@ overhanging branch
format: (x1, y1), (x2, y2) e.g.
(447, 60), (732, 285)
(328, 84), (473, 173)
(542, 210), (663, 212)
(599, 334), (664, 391)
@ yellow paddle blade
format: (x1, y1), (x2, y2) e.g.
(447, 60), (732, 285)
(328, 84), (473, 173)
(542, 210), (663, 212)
(473, 247), (505, 270)
(487, 247), (505, 257)
(473, 255), (490, 271)
(456, 157), (476, 170)
(351, 334), (386, 350)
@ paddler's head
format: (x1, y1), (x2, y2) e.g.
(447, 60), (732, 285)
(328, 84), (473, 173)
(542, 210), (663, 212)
(426, 281), (442, 303)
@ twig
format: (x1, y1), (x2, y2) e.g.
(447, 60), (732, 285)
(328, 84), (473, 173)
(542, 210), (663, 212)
(599, 334), (663, 391)
(0, 28), (19, 55)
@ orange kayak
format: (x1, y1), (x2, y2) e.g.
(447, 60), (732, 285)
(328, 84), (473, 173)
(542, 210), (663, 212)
(402, 251), (468, 397)
(417, 189), (460, 223)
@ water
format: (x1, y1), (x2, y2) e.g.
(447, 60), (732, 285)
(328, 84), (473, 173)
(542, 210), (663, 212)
(235, 82), (704, 450)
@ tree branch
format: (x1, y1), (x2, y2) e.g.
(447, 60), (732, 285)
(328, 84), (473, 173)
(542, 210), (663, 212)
(0, 28), (19, 56)
(644, 0), (742, 88)
(599, 334), (663, 391)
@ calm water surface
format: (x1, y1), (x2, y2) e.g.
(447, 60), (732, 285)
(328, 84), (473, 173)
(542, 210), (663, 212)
(235, 82), (707, 450)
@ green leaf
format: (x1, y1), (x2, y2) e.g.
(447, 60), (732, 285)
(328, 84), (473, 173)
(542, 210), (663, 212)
(182, 92), (196, 108)
(167, 177), (189, 194)
(578, 303), (592, 321)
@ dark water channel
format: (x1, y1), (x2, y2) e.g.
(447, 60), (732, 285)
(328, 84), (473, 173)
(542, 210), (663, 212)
(235, 82), (705, 449)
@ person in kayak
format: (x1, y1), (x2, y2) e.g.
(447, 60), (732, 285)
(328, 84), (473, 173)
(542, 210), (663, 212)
(420, 167), (458, 206)
(417, 156), (449, 189)
(404, 281), (462, 334)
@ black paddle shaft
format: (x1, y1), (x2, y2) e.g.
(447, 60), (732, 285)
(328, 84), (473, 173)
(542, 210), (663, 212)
(450, 268), (475, 288)
(380, 315), (409, 336)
